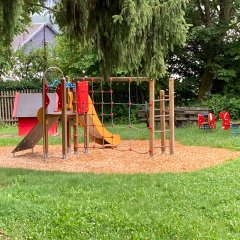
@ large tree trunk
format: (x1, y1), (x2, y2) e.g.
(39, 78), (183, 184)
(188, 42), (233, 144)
(198, 55), (215, 101)
(196, 0), (233, 101)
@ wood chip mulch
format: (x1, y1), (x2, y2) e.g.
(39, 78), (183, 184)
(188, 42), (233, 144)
(0, 140), (239, 174)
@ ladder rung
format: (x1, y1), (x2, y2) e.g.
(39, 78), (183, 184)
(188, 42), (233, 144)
(155, 145), (171, 148)
(155, 114), (170, 117)
(154, 130), (170, 133)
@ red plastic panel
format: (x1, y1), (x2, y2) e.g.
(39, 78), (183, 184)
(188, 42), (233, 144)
(18, 117), (58, 136)
(56, 83), (63, 110)
(198, 114), (206, 128)
(44, 83), (50, 108)
(208, 113), (216, 129)
(219, 111), (230, 130)
(76, 81), (89, 114)
(12, 92), (20, 118)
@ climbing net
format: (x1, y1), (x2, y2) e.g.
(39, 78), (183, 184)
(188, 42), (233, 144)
(75, 77), (153, 155)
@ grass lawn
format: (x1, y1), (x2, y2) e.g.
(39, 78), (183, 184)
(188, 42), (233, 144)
(0, 163), (240, 239)
(1, 121), (240, 150)
(0, 123), (240, 239)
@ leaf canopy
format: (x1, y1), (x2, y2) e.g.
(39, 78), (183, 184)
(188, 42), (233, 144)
(0, 0), (189, 78)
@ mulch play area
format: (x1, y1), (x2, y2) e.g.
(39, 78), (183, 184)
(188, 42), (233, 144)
(0, 140), (239, 174)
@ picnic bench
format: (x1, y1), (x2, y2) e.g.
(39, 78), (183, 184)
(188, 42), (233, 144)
(137, 106), (210, 127)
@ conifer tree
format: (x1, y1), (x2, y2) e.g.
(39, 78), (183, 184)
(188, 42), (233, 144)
(0, 0), (188, 78)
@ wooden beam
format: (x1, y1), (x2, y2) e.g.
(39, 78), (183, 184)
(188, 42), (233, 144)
(73, 77), (150, 82)
(149, 79), (155, 156)
(73, 82), (78, 155)
(160, 90), (166, 154)
(61, 78), (68, 159)
(42, 79), (48, 160)
(169, 78), (175, 155)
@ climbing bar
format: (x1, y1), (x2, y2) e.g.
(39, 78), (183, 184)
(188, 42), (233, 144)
(155, 114), (170, 118)
(74, 77), (149, 82)
(154, 130), (170, 133)
(155, 98), (170, 102)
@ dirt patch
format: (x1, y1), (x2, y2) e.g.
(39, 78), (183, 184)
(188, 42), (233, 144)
(0, 140), (239, 174)
(0, 134), (18, 138)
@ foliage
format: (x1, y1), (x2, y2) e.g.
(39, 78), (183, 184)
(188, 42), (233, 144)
(169, 0), (240, 100)
(0, 0), (41, 54)
(0, 79), (41, 91)
(204, 95), (240, 120)
(8, 48), (48, 82)
(53, 0), (189, 78)
(52, 35), (100, 77)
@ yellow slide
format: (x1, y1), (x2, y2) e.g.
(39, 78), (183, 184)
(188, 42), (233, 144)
(78, 96), (121, 145)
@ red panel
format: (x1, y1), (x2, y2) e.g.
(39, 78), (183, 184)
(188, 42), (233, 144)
(12, 92), (20, 117)
(76, 81), (89, 114)
(18, 118), (58, 136)
(56, 83), (63, 110)
(44, 83), (50, 108)
(219, 111), (231, 130)
(208, 113), (216, 129)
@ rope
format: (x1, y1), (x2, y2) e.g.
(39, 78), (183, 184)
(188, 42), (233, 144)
(78, 77), (151, 155)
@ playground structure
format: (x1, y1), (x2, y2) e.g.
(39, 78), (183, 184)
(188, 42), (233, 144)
(220, 111), (240, 136)
(12, 68), (175, 159)
(197, 113), (216, 130)
(12, 93), (58, 136)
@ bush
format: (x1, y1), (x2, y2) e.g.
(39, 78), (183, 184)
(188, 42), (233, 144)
(0, 80), (42, 91)
(204, 94), (240, 120)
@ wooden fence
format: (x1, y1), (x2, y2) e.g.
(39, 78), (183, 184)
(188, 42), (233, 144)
(138, 106), (210, 127)
(0, 89), (41, 124)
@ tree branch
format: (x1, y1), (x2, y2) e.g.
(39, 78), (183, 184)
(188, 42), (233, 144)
(196, 0), (206, 23)
(26, 1), (59, 13)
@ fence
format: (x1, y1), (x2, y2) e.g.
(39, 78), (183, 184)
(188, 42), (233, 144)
(138, 106), (210, 127)
(0, 89), (41, 124)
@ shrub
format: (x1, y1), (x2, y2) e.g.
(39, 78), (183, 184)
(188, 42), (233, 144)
(204, 94), (240, 120)
(0, 80), (41, 91)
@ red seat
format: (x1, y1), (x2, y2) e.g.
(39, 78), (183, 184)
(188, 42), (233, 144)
(198, 113), (216, 129)
(198, 114), (208, 129)
(219, 111), (231, 130)
(208, 113), (216, 129)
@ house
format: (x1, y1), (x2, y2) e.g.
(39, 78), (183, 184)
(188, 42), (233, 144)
(12, 93), (58, 136)
(12, 23), (57, 54)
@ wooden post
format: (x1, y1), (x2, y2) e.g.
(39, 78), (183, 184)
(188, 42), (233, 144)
(169, 78), (175, 155)
(160, 90), (166, 154)
(67, 119), (71, 153)
(84, 113), (90, 153)
(149, 79), (155, 156)
(42, 79), (48, 160)
(61, 78), (68, 159)
(73, 81), (78, 155)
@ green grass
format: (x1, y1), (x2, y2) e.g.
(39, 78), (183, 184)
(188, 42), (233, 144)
(0, 163), (240, 239)
(0, 122), (240, 238)
(1, 122), (240, 151)
(0, 123), (150, 147)
(175, 122), (240, 151)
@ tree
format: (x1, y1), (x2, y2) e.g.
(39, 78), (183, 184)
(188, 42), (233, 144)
(0, 0), (41, 49)
(52, 35), (100, 77)
(172, 0), (240, 101)
(0, 0), (188, 79)
(0, 0), (42, 79)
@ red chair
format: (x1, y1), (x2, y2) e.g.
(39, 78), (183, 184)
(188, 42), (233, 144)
(198, 113), (216, 129)
(208, 113), (216, 129)
(198, 114), (209, 129)
(219, 111), (231, 130)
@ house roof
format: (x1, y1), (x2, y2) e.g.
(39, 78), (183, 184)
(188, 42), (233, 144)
(13, 93), (58, 117)
(12, 23), (57, 51)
